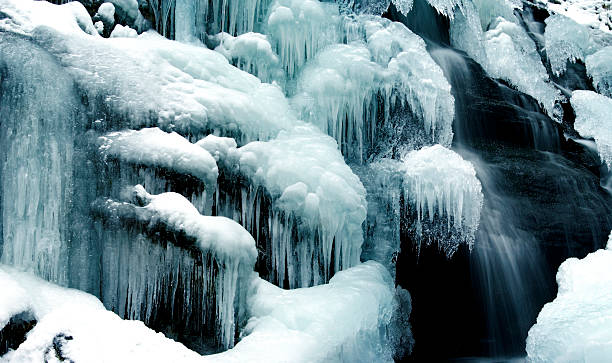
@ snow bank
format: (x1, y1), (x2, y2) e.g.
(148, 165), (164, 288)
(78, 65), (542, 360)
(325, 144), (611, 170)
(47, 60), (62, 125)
(571, 90), (612, 169)
(1, 262), (400, 362)
(293, 17), (454, 161)
(98, 127), (219, 187)
(526, 232), (612, 362)
(0, 265), (204, 362)
(374, 145), (483, 256)
(586, 46), (612, 98)
(1, 0), (297, 143)
(212, 32), (281, 82)
(266, 0), (341, 78)
(206, 261), (398, 363)
(198, 125), (367, 287)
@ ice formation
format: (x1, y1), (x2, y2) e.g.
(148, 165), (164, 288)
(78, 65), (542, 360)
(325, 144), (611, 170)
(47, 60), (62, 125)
(0, 1), (296, 142)
(98, 127), (219, 188)
(293, 17), (454, 161)
(1, 261), (398, 362)
(545, 14), (590, 76)
(93, 185), (257, 348)
(571, 90), (612, 169)
(266, 0), (341, 78)
(526, 232), (612, 362)
(208, 261), (398, 362)
(586, 46), (612, 98)
(484, 17), (561, 117)
(212, 32), (281, 82)
(198, 125), (368, 288)
(373, 145), (483, 256)
(96, 3), (116, 25)
(445, 1), (561, 117)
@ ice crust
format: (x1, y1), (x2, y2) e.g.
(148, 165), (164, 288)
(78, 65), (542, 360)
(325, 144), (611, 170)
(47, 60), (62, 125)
(526, 232), (612, 362)
(545, 14), (590, 76)
(571, 90), (612, 170)
(212, 32), (281, 82)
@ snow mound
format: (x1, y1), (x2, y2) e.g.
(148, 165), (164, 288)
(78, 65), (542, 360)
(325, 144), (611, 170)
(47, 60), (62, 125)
(212, 32), (280, 82)
(586, 46), (612, 98)
(96, 3), (116, 25)
(110, 24), (137, 38)
(374, 145), (483, 256)
(207, 261), (398, 363)
(198, 124), (367, 288)
(98, 127), (219, 187)
(526, 232), (612, 362)
(571, 90), (612, 169)
(0, 265), (204, 362)
(545, 14), (590, 76)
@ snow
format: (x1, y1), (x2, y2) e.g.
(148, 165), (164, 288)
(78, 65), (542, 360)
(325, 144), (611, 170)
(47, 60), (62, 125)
(570, 90), (612, 170)
(95, 185), (257, 348)
(586, 46), (612, 98)
(266, 0), (341, 78)
(206, 261), (399, 363)
(374, 145), (483, 256)
(485, 17), (561, 118)
(109, 0), (140, 20)
(0, 265), (204, 362)
(212, 32), (281, 82)
(542, 0), (612, 34)
(526, 232), (612, 362)
(1, 261), (400, 362)
(0, 0), (297, 143)
(198, 124), (367, 288)
(110, 24), (138, 38)
(98, 127), (219, 187)
(293, 17), (454, 161)
(0, 0), (100, 36)
(96, 3), (116, 25)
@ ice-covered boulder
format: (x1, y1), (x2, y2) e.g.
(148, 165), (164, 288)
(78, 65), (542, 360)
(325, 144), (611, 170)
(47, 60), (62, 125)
(485, 17), (561, 118)
(526, 232), (612, 362)
(545, 14), (590, 76)
(293, 17), (454, 161)
(197, 125), (367, 288)
(110, 23), (138, 37)
(373, 145), (483, 256)
(571, 90), (612, 169)
(98, 127), (219, 187)
(586, 46), (612, 98)
(93, 185), (257, 348)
